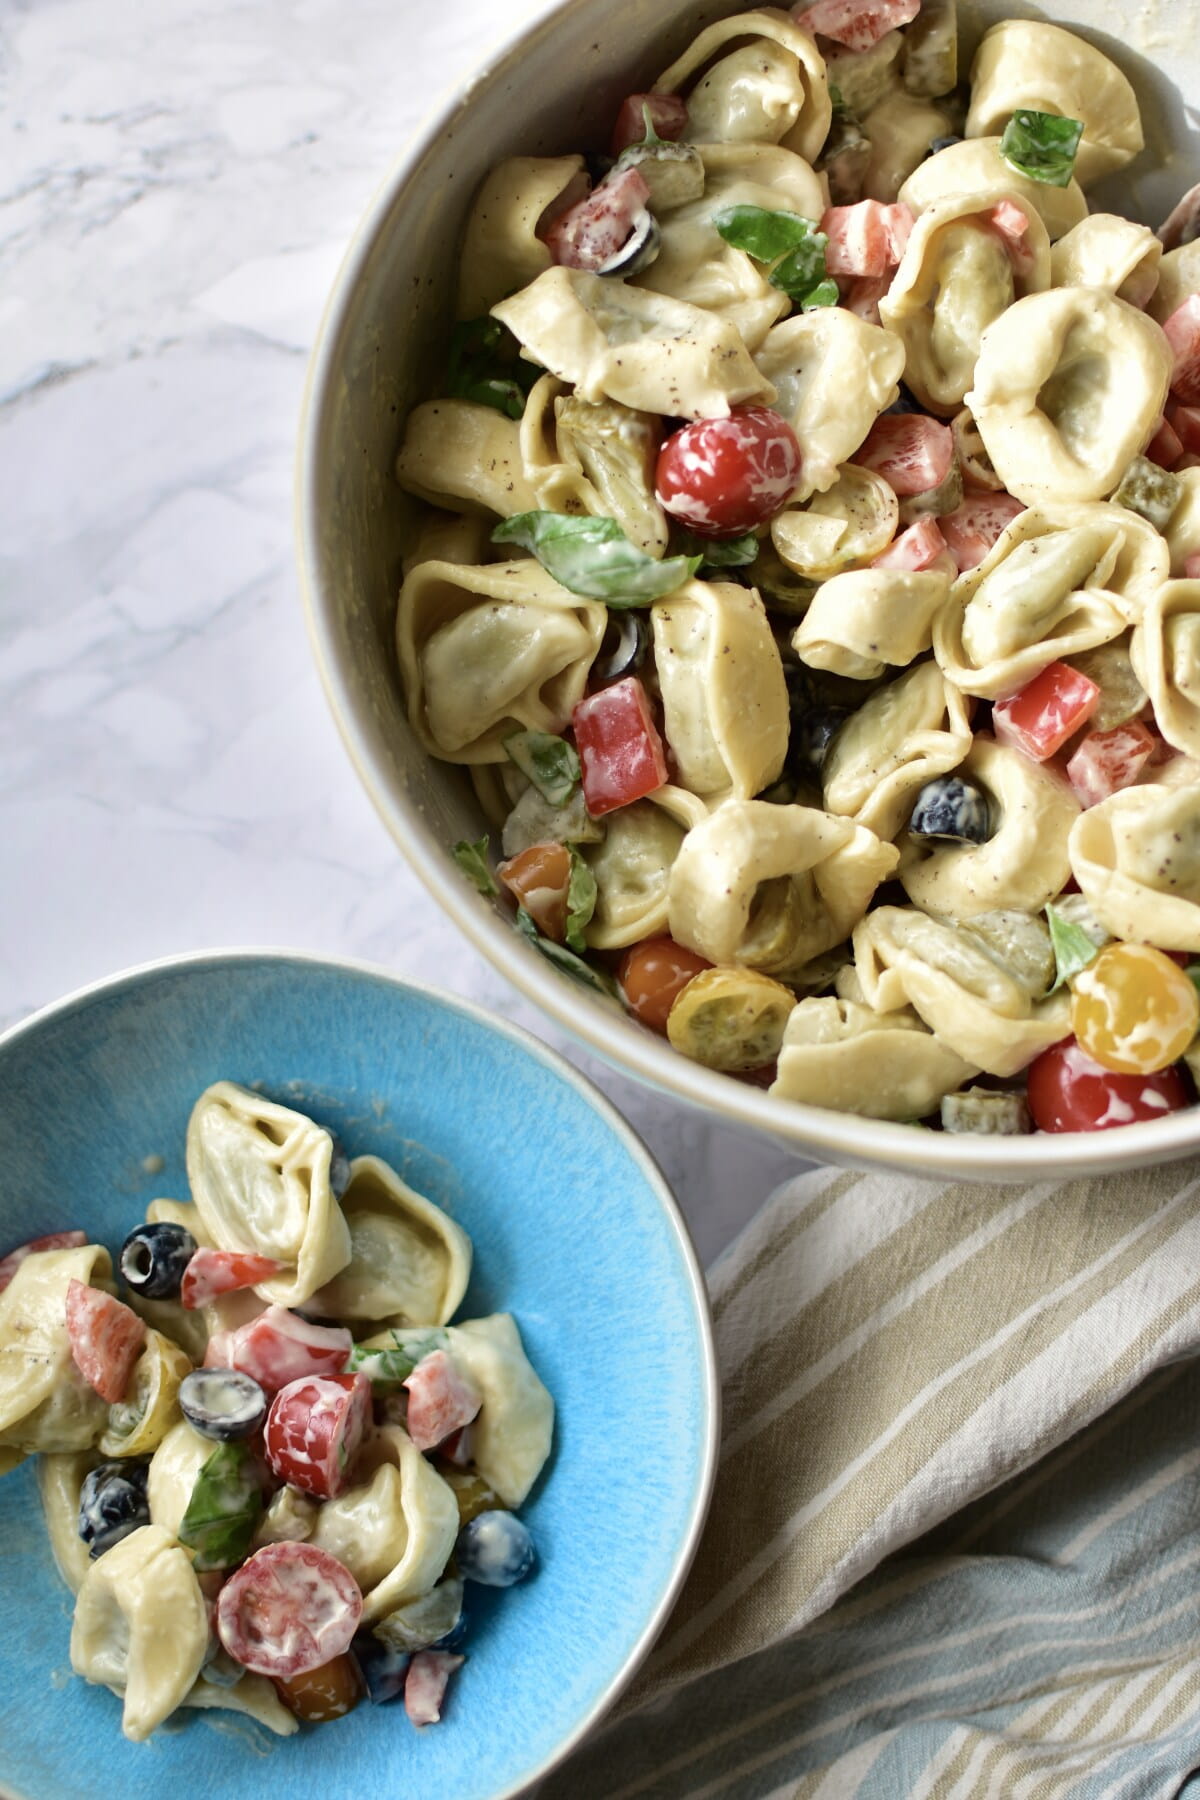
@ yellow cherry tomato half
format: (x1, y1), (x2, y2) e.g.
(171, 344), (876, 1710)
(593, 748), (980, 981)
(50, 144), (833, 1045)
(274, 1651), (364, 1722)
(1070, 942), (1199, 1075)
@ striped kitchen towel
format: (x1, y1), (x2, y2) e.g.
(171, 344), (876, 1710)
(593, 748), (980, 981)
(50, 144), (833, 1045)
(544, 1158), (1200, 1798)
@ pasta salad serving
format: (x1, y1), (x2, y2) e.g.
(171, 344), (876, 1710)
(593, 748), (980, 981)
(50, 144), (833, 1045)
(0, 1083), (552, 1742)
(393, 0), (1200, 1136)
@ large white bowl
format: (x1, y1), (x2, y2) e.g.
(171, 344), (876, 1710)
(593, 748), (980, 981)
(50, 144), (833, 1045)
(297, 0), (1200, 1181)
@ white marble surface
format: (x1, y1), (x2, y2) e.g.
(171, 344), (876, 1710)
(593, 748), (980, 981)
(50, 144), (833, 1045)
(0, 0), (813, 1266)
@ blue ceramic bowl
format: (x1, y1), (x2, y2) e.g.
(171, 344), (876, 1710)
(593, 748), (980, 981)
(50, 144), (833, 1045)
(0, 951), (717, 1800)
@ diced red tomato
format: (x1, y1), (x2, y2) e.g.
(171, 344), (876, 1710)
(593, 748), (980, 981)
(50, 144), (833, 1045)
(1167, 401), (1200, 457)
(438, 1423), (475, 1467)
(264, 1371), (372, 1500)
(793, 0), (920, 52)
(208, 1305), (353, 1395)
(217, 1542), (363, 1679)
(573, 677), (668, 817)
(820, 201), (914, 277)
(1162, 296), (1200, 405)
(939, 492), (1026, 572)
(853, 413), (954, 498)
(1026, 1038), (1192, 1133)
(992, 662), (1100, 762)
(180, 1247), (285, 1310)
(617, 936), (713, 1033)
(841, 275), (891, 324)
(1146, 414), (1183, 469)
(871, 516), (949, 572)
(655, 407), (803, 535)
(1185, 553), (1200, 579)
(1066, 722), (1156, 808)
(541, 167), (650, 272)
(497, 841), (572, 942)
(274, 1652), (364, 1722)
(405, 1651), (465, 1728)
(610, 93), (688, 156)
(402, 1350), (482, 1452)
(982, 201), (1036, 280)
(0, 1230), (87, 1294)
(65, 1279), (146, 1404)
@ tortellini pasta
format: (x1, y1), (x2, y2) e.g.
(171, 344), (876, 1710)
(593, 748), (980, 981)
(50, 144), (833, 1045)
(1050, 216), (1163, 311)
(581, 785), (707, 950)
(457, 154), (587, 318)
(443, 1313), (555, 1508)
(792, 564), (952, 680)
(651, 579), (789, 798)
(70, 1524), (209, 1742)
(519, 375), (667, 557)
(859, 87), (958, 205)
(1069, 783), (1200, 951)
(0, 1243), (112, 1455)
(668, 798), (898, 976)
(38, 1452), (99, 1595)
(772, 465), (899, 579)
(849, 906), (1072, 1077)
(1132, 581), (1200, 760)
(755, 309), (905, 498)
(491, 267), (775, 419)
(310, 1154), (472, 1327)
(652, 8), (832, 162)
(186, 1081), (352, 1308)
(899, 737), (1080, 918)
(396, 557), (606, 763)
(965, 21), (1144, 188)
(770, 997), (977, 1118)
(395, 399), (537, 520)
(898, 138), (1088, 243)
(966, 289), (1173, 508)
(821, 661), (974, 841)
(879, 190), (1051, 415)
(147, 1417), (213, 1538)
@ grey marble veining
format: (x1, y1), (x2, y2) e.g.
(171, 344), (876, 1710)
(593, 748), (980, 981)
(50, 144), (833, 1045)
(0, 0), (814, 1263)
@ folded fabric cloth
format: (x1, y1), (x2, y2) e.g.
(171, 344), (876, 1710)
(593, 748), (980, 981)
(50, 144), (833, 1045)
(544, 1157), (1200, 1798)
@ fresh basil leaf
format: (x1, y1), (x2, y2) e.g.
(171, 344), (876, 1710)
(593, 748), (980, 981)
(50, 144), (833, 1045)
(795, 275), (840, 311)
(515, 906), (620, 998)
(999, 110), (1084, 188)
(505, 730), (581, 806)
(769, 239), (834, 305)
(565, 846), (598, 953)
(492, 512), (701, 605)
(674, 529), (760, 569)
(447, 318), (537, 419)
(453, 836), (498, 897)
(1046, 903), (1102, 992)
(829, 83), (847, 115)
(178, 1441), (263, 1573)
(713, 204), (822, 263)
(349, 1329), (447, 1390)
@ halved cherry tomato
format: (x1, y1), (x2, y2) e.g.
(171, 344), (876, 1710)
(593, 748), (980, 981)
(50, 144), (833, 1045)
(0, 1229), (87, 1294)
(496, 842), (572, 941)
(275, 1652), (364, 1722)
(65, 1279), (146, 1403)
(541, 167), (651, 272)
(181, 1247), (284, 1310)
(1070, 942), (1200, 1075)
(573, 677), (668, 816)
(1065, 722), (1155, 809)
(797, 0), (920, 52)
(1026, 1038), (1192, 1133)
(217, 1542), (363, 1679)
(611, 93), (688, 156)
(264, 1371), (373, 1500)
(852, 413), (953, 497)
(655, 406), (802, 537)
(617, 936), (713, 1034)
(1163, 296), (1200, 405)
(992, 662), (1099, 762)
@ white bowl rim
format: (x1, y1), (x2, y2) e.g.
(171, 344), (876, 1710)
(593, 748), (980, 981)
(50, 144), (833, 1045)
(294, 0), (1200, 1183)
(0, 943), (720, 1799)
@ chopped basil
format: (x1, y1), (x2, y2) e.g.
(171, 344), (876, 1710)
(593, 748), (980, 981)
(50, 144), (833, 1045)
(447, 317), (537, 421)
(515, 906), (620, 998)
(178, 1441), (263, 1573)
(492, 511), (701, 604)
(349, 1328), (447, 1390)
(504, 731), (581, 806)
(1046, 903), (1102, 992)
(565, 846), (598, 953)
(712, 205), (836, 309)
(828, 83), (847, 116)
(453, 837), (498, 897)
(999, 110), (1084, 188)
(674, 529), (760, 569)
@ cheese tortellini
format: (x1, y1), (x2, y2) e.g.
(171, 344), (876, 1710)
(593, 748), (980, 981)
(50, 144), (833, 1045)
(1069, 784), (1200, 952)
(770, 997), (977, 1117)
(310, 1155), (472, 1327)
(965, 21), (1143, 188)
(652, 8), (832, 161)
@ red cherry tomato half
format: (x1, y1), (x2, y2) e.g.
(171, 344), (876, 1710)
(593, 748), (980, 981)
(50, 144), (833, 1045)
(655, 407), (802, 538)
(1025, 1038), (1192, 1133)
(617, 936), (712, 1034)
(217, 1542), (363, 1680)
(264, 1371), (372, 1500)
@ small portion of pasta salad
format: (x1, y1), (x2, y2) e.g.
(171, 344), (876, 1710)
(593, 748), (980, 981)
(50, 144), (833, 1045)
(0, 1083), (551, 1739)
(394, 0), (1200, 1135)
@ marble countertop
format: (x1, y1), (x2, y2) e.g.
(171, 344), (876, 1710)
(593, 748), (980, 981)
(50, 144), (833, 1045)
(0, 0), (813, 1265)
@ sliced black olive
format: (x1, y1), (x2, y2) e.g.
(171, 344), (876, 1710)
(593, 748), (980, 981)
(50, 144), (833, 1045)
(909, 774), (992, 844)
(597, 210), (661, 278)
(927, 133), (963, 157)
(790, 704), (852, 777)
(179, 1368), (268, 1441)
(591, 612), (649, 687)
(78, 1459), (151, 1558)
(119, 1222), (197, 1299)
(886, 382), (925, 416)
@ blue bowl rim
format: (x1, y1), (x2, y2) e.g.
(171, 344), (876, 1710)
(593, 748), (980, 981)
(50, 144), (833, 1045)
(0, 945), (720, 1800)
